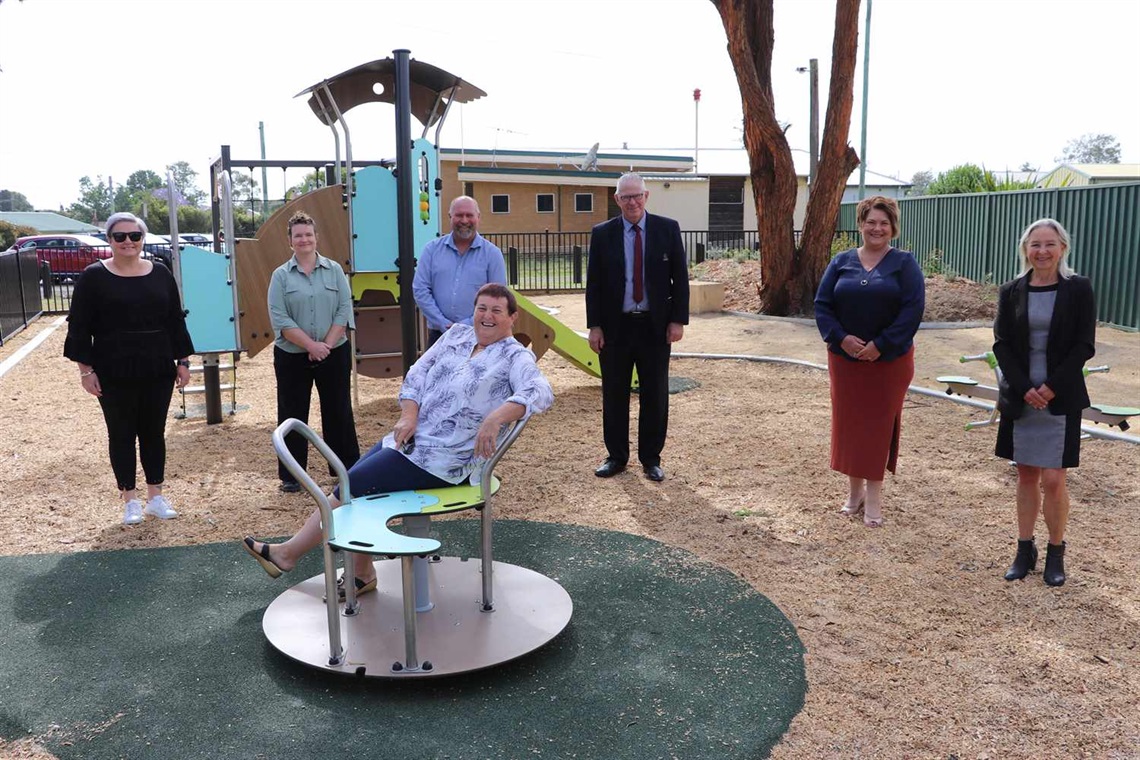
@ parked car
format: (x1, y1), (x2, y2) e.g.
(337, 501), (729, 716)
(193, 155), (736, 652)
(175, 233), (215, 251)
(15, 234), (112, 281)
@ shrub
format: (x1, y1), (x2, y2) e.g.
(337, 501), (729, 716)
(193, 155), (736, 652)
(0, 220), (36, 250)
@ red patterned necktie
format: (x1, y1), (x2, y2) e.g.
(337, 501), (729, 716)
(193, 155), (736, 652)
(633, 223), (644, 303)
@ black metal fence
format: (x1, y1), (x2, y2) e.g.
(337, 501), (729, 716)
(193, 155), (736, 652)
(484, 229), (860, 292)
(0, 247), (46, 345)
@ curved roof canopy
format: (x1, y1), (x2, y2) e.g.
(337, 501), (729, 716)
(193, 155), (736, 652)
(296, 57), (486, 128)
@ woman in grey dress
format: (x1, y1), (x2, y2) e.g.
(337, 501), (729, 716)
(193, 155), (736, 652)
(993, 218), (1096, 587)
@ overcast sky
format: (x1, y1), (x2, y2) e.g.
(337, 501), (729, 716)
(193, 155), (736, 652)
(1, 0), (1138, 210)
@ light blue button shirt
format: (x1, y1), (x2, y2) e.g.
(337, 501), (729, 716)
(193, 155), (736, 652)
(267, 253), (355, 353)
(413, 233), (508, 331)
(622, 214), (649, 313)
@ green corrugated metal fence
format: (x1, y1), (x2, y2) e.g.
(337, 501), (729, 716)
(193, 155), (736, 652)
(839, 182), (1140, 329)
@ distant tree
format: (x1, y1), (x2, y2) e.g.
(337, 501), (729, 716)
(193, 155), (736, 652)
(285, 170), (326, 201)
(907, 170), (933, 196)
(926, 163), (1035, 195)
(65, 176), (115, 223)
(0, 220), (37, 249)
(713, 0), (862, 315)
(0, 189), (34, 212)
(166, 161), (207, 207)
(177, 205), (212, 233)
(926, 164), (988, 195)
(112, 169), (165, 212)
(1058, 133), (1121, 164)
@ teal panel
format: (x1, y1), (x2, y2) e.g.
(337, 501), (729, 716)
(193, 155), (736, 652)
(180, 245), (238, 352)
(352, 165), (398, 272)
(412, 138), (441, 259)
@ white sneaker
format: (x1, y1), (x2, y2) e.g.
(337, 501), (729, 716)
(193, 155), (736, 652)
(123, 499), (144, 525)
(144, 494), (179, 520)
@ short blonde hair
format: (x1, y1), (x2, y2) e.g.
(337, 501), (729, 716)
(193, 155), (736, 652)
(1018, 218), (1075, 279)
(856, 195), (900, 239)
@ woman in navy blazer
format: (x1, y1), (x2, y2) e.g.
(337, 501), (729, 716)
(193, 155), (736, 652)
(993, 218), (1096, 587)
(815, 196), (925, 528)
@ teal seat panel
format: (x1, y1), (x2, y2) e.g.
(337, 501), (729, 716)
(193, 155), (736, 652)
(416, 476), (500, 515)
(329, 491), (441, 556)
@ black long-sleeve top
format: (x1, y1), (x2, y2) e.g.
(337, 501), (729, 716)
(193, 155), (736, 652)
(64, 261), (195, 379)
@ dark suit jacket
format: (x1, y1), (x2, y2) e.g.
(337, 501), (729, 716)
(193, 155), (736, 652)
(993, 273), (1096, 418)
(585, 213), (689, 338)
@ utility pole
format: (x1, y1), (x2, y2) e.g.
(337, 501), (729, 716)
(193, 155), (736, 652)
(858, 0), (873, 200)
(259, 122), (269, 219)
(693, 88), (701, 173)
(808, 59), (819, 187)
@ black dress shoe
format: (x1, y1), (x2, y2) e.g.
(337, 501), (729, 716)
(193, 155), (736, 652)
(279, 481), (301, 493)
(643, 464), (665, 482)
(595, 458), (627, 478)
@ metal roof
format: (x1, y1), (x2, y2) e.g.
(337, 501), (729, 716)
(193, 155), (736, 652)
(0, 211), (100, 234)
(296, 58), (486, 129)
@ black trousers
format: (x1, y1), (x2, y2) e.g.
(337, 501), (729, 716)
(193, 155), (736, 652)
(97, 375), (176, 491)
(274, 342), (360, 482)
(598, 314), (671, 467)
(426, 328), (444, 348)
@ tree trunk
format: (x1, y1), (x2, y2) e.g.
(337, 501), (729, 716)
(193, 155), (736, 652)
(796, 0), (861, 313)
(713, 0), (862, 316)
(713, 0), (798, 315)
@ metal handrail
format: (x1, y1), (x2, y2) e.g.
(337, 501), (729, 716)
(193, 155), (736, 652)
(271, 417), (352, 666)
(479, 415), (530, 611)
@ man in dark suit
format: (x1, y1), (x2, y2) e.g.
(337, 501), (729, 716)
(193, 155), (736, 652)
(586, 173), (689, 482)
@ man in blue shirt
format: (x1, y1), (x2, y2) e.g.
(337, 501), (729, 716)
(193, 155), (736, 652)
(413, 196), (508, 347)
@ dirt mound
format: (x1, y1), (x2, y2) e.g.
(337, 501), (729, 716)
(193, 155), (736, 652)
(693, 259), (998, 322)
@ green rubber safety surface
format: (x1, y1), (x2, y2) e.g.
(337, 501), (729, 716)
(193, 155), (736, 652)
(0, 521), (805, 759)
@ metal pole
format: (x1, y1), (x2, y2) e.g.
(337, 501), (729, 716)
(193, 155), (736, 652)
(259, 122), (269, 222)
(808, 58), (820, 187)
(394, 49), (418, 374)
(858, 0), (873, 200)
(693, 88), (701, 173)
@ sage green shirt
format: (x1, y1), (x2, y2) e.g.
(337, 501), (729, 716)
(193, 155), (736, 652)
(267, 253), (354, 353)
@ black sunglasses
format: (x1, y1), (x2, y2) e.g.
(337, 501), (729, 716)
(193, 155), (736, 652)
(111, 231), (144, 243)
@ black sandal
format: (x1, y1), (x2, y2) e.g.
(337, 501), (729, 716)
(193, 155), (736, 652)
(242, 536), (285, 579)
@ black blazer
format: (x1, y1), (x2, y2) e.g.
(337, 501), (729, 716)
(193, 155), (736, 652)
(993, 273), (1096, 418)
(585, 213), (690, 338)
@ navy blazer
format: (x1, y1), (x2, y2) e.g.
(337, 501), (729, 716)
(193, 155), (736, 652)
(993, 273), (1096, 418)
(585, 213), (689, 338)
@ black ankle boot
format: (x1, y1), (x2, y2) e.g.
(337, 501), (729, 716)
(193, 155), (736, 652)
(1043, 541), (1067, 587)
(1004, 538), (1038, 581)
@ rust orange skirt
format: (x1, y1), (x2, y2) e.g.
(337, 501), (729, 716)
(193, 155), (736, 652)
(827, 347), (914, 480)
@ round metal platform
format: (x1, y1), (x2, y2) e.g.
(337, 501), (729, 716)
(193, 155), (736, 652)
(262, 557), (573, 678)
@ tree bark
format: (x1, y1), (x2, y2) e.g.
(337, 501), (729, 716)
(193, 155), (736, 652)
(713, 0), (798, 315)
(713, 0), (862, 316)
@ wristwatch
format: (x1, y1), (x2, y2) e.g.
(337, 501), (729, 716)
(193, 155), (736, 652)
(177, 359), (191, 367)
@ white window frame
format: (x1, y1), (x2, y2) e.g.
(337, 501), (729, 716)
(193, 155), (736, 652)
(491, 194), (510, 214)
(574, 193), (593, 213)
(536, 193), (555, 214)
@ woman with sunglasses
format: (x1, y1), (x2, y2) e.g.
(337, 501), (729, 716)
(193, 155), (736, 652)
(64, 212), (195, 525)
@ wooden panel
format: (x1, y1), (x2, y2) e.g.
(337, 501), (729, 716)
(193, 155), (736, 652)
(235, 185), (350, 358)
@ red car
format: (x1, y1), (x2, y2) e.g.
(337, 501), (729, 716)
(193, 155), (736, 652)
(15, 234), (112, 281)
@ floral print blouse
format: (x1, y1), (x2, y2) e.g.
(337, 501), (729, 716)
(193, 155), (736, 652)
(381, 325), (554, 484)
